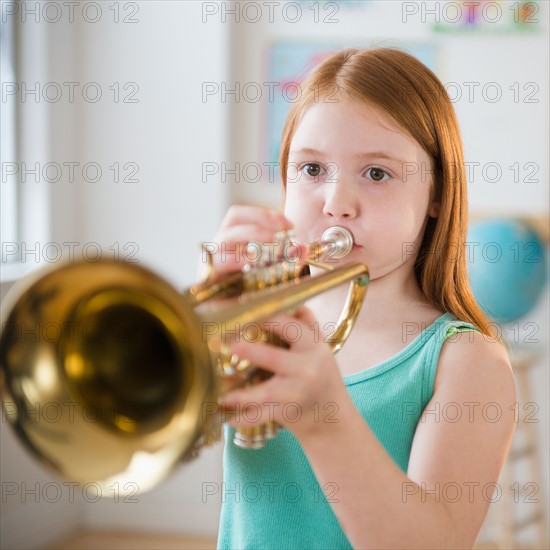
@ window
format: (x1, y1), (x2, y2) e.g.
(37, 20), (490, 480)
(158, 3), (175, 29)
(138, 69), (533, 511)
(1, 18), (50, 282)
(1, 16), (18, 264)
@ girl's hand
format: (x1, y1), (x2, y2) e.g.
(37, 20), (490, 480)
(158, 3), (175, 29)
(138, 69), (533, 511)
(203, 204), (299, 277)
(219, 306), (351, 442)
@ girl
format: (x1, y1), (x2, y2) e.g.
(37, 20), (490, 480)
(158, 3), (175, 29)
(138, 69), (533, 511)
(210, 48), (516, 549)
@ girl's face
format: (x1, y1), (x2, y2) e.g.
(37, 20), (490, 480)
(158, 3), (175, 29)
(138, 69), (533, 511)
(284, 98), (438, 280)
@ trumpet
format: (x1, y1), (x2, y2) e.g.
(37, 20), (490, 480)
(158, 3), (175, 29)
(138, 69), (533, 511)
(0, 226), (368, 495)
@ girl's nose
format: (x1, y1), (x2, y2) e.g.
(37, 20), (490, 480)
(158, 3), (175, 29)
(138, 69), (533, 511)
(322, 179), (358, 219)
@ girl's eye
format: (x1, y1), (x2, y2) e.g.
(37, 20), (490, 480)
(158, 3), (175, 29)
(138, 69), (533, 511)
(366, 167), (389, 182)
(302, 163), (323, 178)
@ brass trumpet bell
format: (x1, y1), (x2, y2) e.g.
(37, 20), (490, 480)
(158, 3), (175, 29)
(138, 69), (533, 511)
(1, 261), (216, 493)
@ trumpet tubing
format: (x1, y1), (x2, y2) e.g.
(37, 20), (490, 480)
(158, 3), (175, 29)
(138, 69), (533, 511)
(0, 226), (368, 495)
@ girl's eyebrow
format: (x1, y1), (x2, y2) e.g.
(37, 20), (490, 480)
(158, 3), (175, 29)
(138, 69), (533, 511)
(288, 147), (327, 157)
(289, 147), (409, 164)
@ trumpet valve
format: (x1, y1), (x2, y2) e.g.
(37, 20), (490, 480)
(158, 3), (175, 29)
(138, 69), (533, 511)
(262, 421), (279, 440)
(234, 425), (267, 449)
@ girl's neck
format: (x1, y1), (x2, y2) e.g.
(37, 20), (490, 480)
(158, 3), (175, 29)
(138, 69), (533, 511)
(307, 264), (441, 330)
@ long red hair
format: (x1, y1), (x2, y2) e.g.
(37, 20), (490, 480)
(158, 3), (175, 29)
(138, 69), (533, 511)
(279, 48), (499, 340)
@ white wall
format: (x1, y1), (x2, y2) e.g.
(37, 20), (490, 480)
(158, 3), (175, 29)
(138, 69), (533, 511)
(1, 1), (228, 547)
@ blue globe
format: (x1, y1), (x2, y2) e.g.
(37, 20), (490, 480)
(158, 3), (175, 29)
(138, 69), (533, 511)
(467, 219), (548, 323)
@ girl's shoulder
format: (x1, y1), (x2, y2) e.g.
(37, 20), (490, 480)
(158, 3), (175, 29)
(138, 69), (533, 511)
(434, 319), (514, 398)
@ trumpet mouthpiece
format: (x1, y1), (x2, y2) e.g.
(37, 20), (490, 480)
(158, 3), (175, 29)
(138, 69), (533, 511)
(318, 226), (354, 259)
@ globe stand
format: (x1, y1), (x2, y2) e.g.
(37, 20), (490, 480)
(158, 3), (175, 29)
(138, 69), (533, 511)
(476, 348), (548, 549)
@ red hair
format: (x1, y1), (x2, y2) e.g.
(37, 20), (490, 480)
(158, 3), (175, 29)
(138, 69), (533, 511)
(279, 48), (499, 340)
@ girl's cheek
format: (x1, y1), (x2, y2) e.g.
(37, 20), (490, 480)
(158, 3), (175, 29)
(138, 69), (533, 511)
(284, 191), (309, 225)
(282, 200), (297, 225)
(286, 165), (300, 182)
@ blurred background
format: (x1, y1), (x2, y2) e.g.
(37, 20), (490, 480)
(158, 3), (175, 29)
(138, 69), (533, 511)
(0, 1), (548, 549)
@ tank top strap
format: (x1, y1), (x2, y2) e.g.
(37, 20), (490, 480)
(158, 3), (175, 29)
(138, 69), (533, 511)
(420, 313), (481, 407)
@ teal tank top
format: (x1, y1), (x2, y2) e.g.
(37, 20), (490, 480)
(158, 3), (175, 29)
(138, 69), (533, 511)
(217, 313), (478, 549)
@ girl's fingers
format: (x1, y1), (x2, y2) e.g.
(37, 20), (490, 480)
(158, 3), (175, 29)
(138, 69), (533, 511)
(220, 377), (302, 429)
(220, 205), (292, 232)
(207, 204), (298, 275)
(230, 340), (296, 377)
(213, 224), (282, 246)
(290, 306), (318, 327)
(257, 307), (316, 326)
(254, 308), (321, 351)
(221, 375), (279, 411)
(208, 224), (280, 274)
